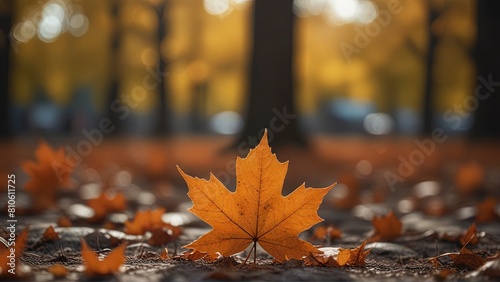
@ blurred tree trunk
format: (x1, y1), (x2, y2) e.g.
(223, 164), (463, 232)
(105, 0), (122, 134)
(0, 1), (12, 138)
(233, 0), (305, 150)
(471, 0), (500, 137)
(422, 4), (439, 135)
(153, 0), (171, 136)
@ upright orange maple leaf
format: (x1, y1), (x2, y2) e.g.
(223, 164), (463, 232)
(21, 139), (73, 210)
(368, 210), (403, 242)
(178, 130), (334, 262)
(81, 240), (126, 277)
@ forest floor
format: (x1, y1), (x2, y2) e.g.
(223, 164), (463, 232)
(1, 135), (500, 281)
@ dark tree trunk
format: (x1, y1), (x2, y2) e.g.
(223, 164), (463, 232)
(154, 1), (171, 136)
(0, 1), (12, 138)
(233, 0), (305, 151)
(471, 0), (500, 137)
(422, 5), (439, 135)
(105, 0), (122, 134)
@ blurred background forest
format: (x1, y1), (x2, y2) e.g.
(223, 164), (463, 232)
(1, 0), (499, 141)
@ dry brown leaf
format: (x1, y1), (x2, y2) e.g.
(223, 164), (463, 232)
(48, 264), (68, 278)
(0, 229), (28, 277)
(81, 240), (126, 277)
(337, 241), (371, 266)
(180, 249), (209, 261)
(303, 249), (340, 267)
(312, 225), (342, 242)
(124, 208), (165, 234)
(476, 198), (499, 223)
(450, 246), (485, 270)
(124, 208), (174, 235)
(160, 248), (170, 260)
(147, 226), (181, 246)
(455, 162), (484, 196)
(124, 208), (181, 244)
(57, 216), (72, 227)
(430, 242), (485, 270)
(178, 130), (334, 262)
(87, 191), (127, 222)
(31, 225), (60, 249)
(102, 221), (116, 230)
(42, 225), (60, 242)
(22, 140), (73, 210)
(459, 222), (479, 246)
(369, 210), (402, 242)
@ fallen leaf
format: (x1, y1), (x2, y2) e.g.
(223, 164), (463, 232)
(476, 198), (499, 223)
(125, 208), (180, 237)
(31, 225), (60, 250)
(48, 264), (68, 278)
(81, 240), (126, 277)
(124, 208), (182, 245)
(0, 229), (29, 277)
(57, 216), (72, 227)
(430, 243), (485, 270)
(42, 225), (60, 242)
(337, 241), (371, 266)
(369, 210), (402, 242)
(312, 225), (342, 243)
(160, 248), (170, 260)
(124, 208), (165, 235)
(450, 246), (485, 270)
(147, 226), (181, 246)
(455, 162), (484, 196)
(103, 221), (117, 230)
(459, 222), (479, 246)
(22, 140), (73, 210)
(87, 191), (127, 222)
(178, 130), (334, 262)
(303, 249), (340, 267)
(180, 249), (209, 261)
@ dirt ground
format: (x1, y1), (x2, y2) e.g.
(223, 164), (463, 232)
(2, 136), (500, 281)
(10, 216), (500, 281)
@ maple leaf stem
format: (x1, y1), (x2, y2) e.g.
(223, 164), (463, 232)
(253, 242), (257, 265)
